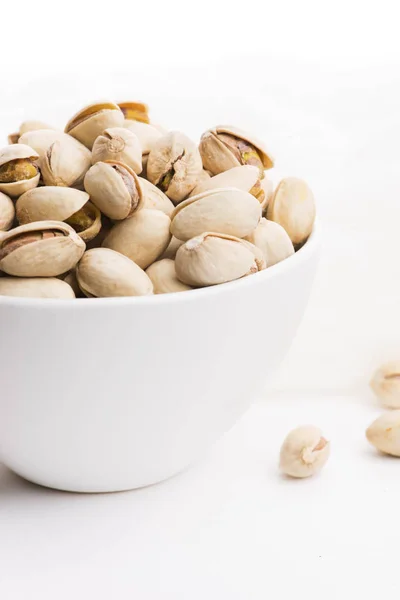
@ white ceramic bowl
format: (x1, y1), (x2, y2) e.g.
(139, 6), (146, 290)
(0, 224), (320, 492)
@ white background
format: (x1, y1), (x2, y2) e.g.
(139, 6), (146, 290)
(2, 1), (400, 597)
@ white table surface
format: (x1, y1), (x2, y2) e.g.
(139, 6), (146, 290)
(1, 391), (398, 599)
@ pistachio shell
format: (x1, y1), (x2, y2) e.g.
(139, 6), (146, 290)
(0, 276), (75, 299)
(147, 131), (203, 203)
(366, 411), (400, 456)
(16, 187), (89, 224)
(190, 165), (261, 197)
(0, 221), (85, 277)
(18, 130), (67, 160)
(260, 176), (274, 213)
(244, 218), (294, 267)
(0, 144), (40, 197)
(267, 177), (316, 246)
(84, 160), (144, 220)
(92, 127), (142, 174)
(279, 426), (330, 478)
(85, 216), (113, 250)
(103, 208), (171, 270)
(118, 102), (149, 124)
(170, 187), (261, 242)
(9, 120), (56, 145)
(146, 259), (192, 294)
(138, 177), (175, 216)
(0, 192), (15, 231)
(66, 202), (102, 242)
(175, 232), (265, 287)
(370, 362), (400, 409)
(76, 248), (153, 297)
(124, 120), (162, 155)
(65, 102), (124, 149)
(159, 235), (184, 260)
(41, 136), (92, 187)
(63, 269), (84, 298)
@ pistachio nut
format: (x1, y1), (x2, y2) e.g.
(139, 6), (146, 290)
(0, 144), (40, 198)
(40, 136), (92, 188)
(92, 127), (142, 174)
(65, 102), (124, 149)
(366, 410), (400, 456)
(190, 165), (265, 203)
(175, 232), (265, 287)
(147, 131), (203, 203)
(0, 191), (15, 231)
(159, 235), (184, 260)
(267, 177), (316, 246)
(370, 362), (400, 408)
(244, 218), (294, 267)
(0, 276), (75, 299)
(76, 248), (153, 298)
(124, 120), (163, 155)
(146, 258), (192, 294)
(118, 101), (149, 124)
(138, 177), (175, 216)
(199, 125), (274, 177)
(279, 425), (330, 478)
(0, 221), (85, 277)
(103, 208), (171, 270)
(63, 269), (84, 298)
(260, 177), (274, 213)
(170, 187), (261, 242)
(8, 120), (56, 144)
(85, 216), (114, 250)
(84, 160), (144, 220)
(18, 129), (67, 160)
(16, 187), (101, 242)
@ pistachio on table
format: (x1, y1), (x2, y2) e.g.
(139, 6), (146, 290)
(138, 177), (175, 216)
(92, 127), (142, 174)
(65, 102), (124, 149)
(118, 102), (150, 124)
(0, 191), (15, 231)
(8, 120), (56, 145)
(0, 144), (40, 198)
(245, 218), (294, 267)
(366, 411), (400, 456)
(0, 277), (75, 299)
(146, 258), (192, 294)
(370, 362), (400, 409)
(279, 425), (330, 478)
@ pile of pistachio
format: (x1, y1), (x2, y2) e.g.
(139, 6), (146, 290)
(0, 101), (316, 299)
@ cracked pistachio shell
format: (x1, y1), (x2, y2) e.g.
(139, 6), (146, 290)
(279, 426), (330, 478)
(65, 102), (124, 149)
(84, 160), (144, 220)
(18, 130), (67, 160)
(8, 120), (56, 144)
(118, 102), (149, 124)
(170, 187), (261, 242)
(124, 120), (162, 155)
(267, 177), (316, 246)
(199, 125), (274, 177)
(76, 248), (153, 298)
(0, 277), (75, 299)
(138, 177), (174, 216)
(366, 411), (400, 456)
(159, 235), (184, 260)
(103, 208), (171, 270)
(370, 362), (400, 408)
(190, 165), (262, 199)
(244, 218), (294, 267)
(92, 127), (142, 174)
(0, 220), (85, 277)
(0, 192), (15, 231)
(41, 136), (92, 188)
(146, 258), (192, 294)
(175, 232), (265, 287)
(0, 144), (40, 197)
(147, 131), (203, 203)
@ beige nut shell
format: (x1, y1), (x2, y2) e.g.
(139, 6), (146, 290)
(0, 144), (40, 197)
(41, 136), (92, 187)
(65, 102), (124, 149)
(138, 177), (175, 216)
(0, 192), (15, 231)
(92, 127), (142, 174)
(146, 258), (192, 294)
(159, 236), (184, 260)
(124, 120), (162, 155)
(244, 218), (294, 267)
(279, 425), (330, 478)
(366, 411), (400, 456)
(190, 165), (261, 197)
(370, 362), (400, 409)
(0, 277), (75, 299)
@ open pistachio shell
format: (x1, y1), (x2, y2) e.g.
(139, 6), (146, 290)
(76, 248), (153, 297)
(147, 131), (203, 203)
(103, 208), (171, 270)
(65, 102), (124, 149)
(244, 218), (294, 267)
(84, 160), (144, 220)
(0, 220), (85, 277)
(124, 120), (162, 155)
(170, 187), (261, 242)
(190, 165), (261, 198)
(0, 277), (75, 299)
(267, 177), (316, 246)
(0, 144), (40, 198)
(159, 235), (184, 260)
(92, 127), (142, 174)
(0, 192), (15, 231)
(40, 136), (92, 188)
(146, 258), (192, 294)
(118, 102), (149, 124)
(138, 177), (175, 216)
(175, 232), (265, 287)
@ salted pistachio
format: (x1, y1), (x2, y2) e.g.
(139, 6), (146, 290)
(8, 120), (56, 144)
(190, 165), (265, 202)
(138, 177), (175, 216)
(84, 160), (143, 220)
(118, 102), (149, 124)
(0, 277), (75, 299)
(279, 425), (330, 478)
(159, 235), (184, 260)
(40, 136), (92, 188)
(124, 120), (163, 155)
(366, 411), (400, 456)
(92, 127), (142, 174)
(0, 220), (85, 277)
(0, 144), (40, 198)
(146, 258), (192, 294)
(147, 131), (203, 203)
(63, 269), (84, 298)
(103, 208), (171, 270)
(244, 218), (294, 267)
(370, 362), (400, 408)
(0, 191), (15, 231)
(76, 248), (153, 298)
(267, 177), (316, 246)
(65, 102), (124, 149)
(175, 232), (265, 287)
(199, 125), (274, 177)
(170, 187), (261, 242)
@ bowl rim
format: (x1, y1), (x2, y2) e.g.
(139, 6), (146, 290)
(0, 219), (320, 309)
